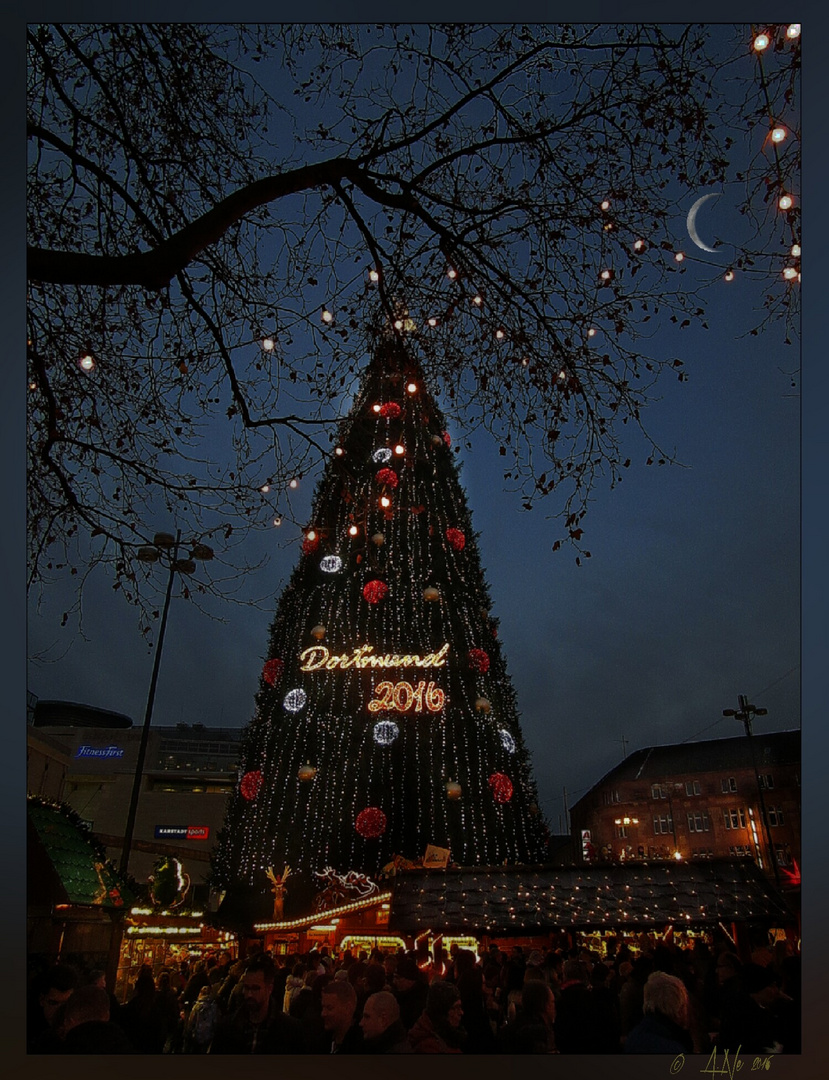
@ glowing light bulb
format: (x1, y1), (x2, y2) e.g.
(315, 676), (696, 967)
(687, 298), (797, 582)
(558, 370), (566, 380)
(380, 496), (391, 508)
(262, 337), (275, 351)
(633, 239), (645, 252)
(753, 33), (770, 51)
(393, 444), (405, 455)
(724, 270), (735, 282)
(78, 354), (95, 372)
(778, 194), (793, 210)
(289, 478), (299, 489)
(406, 382), (418, 393)
(427, 317), (438, 327)
(771, 126), (787, 143)
(787, 24), (800, 39)
(600, 269), (612, 280)
(791, 244), (801, 257)
(495, 329), (505, 340)
(587, 328), (597, 338)
(334, 446), (344, 456)
(521, 357), (529, 367)
(306, 530), (316, 541)
(348, 525), (359, 537)
(260, 484), (270, 493)
(603, 222), (614, 231)
(273, 517), (282, 527)
(472, 295), (482, 306)
(674, 252), (685, 263)
(321, 308), (333, 323)
(28, 381), (37, 391)
(600, 199), (610, 211)
(447, 268), (457, 279)
(372, 404), (382, 413)
(369, 269), (379, 282)
(782, 267), (797, 280)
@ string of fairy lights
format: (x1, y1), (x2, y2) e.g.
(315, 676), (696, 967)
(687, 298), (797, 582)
(213, 336), (547, 893)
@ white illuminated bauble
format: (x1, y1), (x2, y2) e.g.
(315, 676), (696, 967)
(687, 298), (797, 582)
(786, 24), (800, 39)
(289, 478), (299, 489)
(310, 624), (326, 641)
(472, 295), (482, 306)
(600, 269), (612, 280)
(521, 357), (529, 367)
(260, 484), (270, 493)
(495, 329), (504, 340)
(334, 447), (344, 457)
(320, 555), (343, 573)
(348, 525), (359, 537)
(791, 244), (801, 257)
(587, 328), (597, 338)
(674, 252), (685, 263)
(321, 309), (333, 323)
(306, 530), (317, 542)
(394, 320), (404, 330)
(753, 33), (770, 51)
(499, 729), (516, 754)
(778, 194), (793, 210)
(724, 271), (735, 282)
(373, 720), (399, 746)
(78, 354), (96, 372)
(447, 268), (457, 280)
(427, 317), (438, 327)
(273, 517), (282, 527)
(600, 199), (610, 210)
(771, 127), (786, 143)
(369, 269), (379, 282)
(633, 240), (645, 252)
(393, 444), (405, 456)
(372, 447), (393, 464)
(379, 496), (391, 508)
(262, 337), (275, 351)
(283, 688), (307, 713)
(782, 267), (797, 280)
(406, 382), (418, 393)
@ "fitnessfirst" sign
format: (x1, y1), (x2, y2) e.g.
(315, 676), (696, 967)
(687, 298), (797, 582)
(75, 745), (125, 759)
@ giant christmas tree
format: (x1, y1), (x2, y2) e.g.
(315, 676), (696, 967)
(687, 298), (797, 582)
(213, 328), (547, 920)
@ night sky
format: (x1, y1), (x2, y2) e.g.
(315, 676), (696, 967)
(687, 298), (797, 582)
(25, 22), (800, 838)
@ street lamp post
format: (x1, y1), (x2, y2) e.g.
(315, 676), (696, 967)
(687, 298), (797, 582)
(722, 694), (779, 886)
(118, 529), (212, 876)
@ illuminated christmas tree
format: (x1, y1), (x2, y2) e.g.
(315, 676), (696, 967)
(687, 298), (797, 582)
(213, 330), (547, 920)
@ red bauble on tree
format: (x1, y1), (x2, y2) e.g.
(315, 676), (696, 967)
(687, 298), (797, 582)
(488, 772), (514, 803)
(355, 806), (387, 838)
(468, 647), (490, 673)
(445, 527), (466, 551)
(375, 468), (399, 488)
(240, 770), (264, 801)
(363, 579), (389, 604)
(379, 402), (402, 419)
(442, 431), (451, 447)
(262, 658), (284, 686)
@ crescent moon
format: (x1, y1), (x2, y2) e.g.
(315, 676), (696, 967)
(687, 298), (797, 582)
(687, 193), (720, 253)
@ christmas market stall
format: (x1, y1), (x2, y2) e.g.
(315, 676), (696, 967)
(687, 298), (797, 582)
(387, 858), (797, 960)
(27, 795), (136, 977)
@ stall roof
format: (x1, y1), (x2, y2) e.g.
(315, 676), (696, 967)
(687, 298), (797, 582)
(28, 797), (136, 910)
(388, 860), (793, 933)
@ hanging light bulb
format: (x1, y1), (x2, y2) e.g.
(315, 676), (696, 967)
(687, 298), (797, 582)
(520, 357), (529, 367)
(771, 126), (787, 143)
(306, 530), (317, 542)
(495, 329), (505, 340)
(427, 317), (438, 327)
(406, 382), (418, 394)
(600, 269), (613, 280)
(787, 24), (801, 39)
(587, 328), (597, 338)
(724, 270), (735, 282)
(600, 199), (611, 211)
(674, 252), (685, 263)
(379, 496), (391, 508)
(633, 239), (646, 252)
(334, 446), (344, 457)
(260, 484), (270, 493)
(289, 478), (299, 489)
(348, 525), (359, 537)
(369, 268), (380, 283)
(393, 444), (405, 456)
(472, 294), (482, 306)
(753, 32), (770, 51)
(782, 267), (798, 280)
(262, 337), (275, 351)
(447, 267), (457, 280)
(791, 243), (801, 257)
(372, 404), (382, 414)
(78, 353), (96, 372)
(321, 308), (333, 323)
(778, 194), (793, 210)
(394, 320), (404, 330)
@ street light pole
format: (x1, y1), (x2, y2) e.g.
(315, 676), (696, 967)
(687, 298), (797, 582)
(722, 694), (780, 887)
(119, 530), (181, 876)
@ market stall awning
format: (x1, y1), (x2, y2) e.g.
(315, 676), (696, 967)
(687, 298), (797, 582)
(28, 797), (136, 910)
(388, 859), (794, 934)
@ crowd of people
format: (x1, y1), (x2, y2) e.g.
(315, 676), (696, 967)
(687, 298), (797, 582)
(27, 933), (801, 1055)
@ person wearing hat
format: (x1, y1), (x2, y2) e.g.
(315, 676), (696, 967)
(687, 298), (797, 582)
(393, 953), (428, 1032)
(717, 963), (790, 1054)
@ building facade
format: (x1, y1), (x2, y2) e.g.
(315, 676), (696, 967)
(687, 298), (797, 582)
(30, 702), (242, 901)
(569, 731), (800, 886)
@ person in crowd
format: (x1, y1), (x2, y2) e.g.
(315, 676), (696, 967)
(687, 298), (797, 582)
(282, 961), (306, 1013)
(586, 961), (622, 1053)
(716, 962), (790, 1054)
(61, 985), (136, 1054)
(624, 971), (694, 1054)
(499, 978), (558, 1053)
(87, 968), (122, 1028)
(321, 978), (363, 1053)
(184, 984), (221, 1053)
(619, 954), (652, 1042)
(28, 963), (80, 1053)
(409, 979), (466, 1053)
(181, 959), (211, 1008)
(457, 959), (498, 1052)
(120, 965), (169, 1053)
(392, 953), (428, 1031)
(288, 968), (317, 1019)
(554, 959), (594, 1053)
(209, 954), (307, 1053)
(359, 991), (413, 1053)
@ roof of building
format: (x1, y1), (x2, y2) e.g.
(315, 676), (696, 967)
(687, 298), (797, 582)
(573, 730), (800, 807)
(33, 699), (134, 729)
(27, 796), (136, 909)
(388, 860), (794, 933)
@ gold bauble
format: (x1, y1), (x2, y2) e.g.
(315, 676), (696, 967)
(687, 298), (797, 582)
(475, 697), (491, 713)
(423, 586), (440, 602)
(310, 624), (326, 641)
(298, 764), (317, 782)
(372, 532), (385, 546)
(445, 781), (462, 801)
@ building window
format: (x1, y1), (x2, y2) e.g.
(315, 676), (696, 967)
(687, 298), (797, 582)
(774, 845), (791, 867)
(721, 777), (737, 793)
(758, 773), (775, 790)
(687, 811), (710, 833)
(603, 789), (621, 806)
(651, 784), (666, 799)
(685, 780), (702, 797)
(724, 808), (747, 830)
(767, 806), (785, 827)
(615, 825), (628, 838)
(729, 844), (751, 858)
(653, 814), (673, 835)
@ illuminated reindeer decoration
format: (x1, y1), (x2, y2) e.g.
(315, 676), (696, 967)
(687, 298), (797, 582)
(265, 864), (291, 921)
(312, 866), (379, 912)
